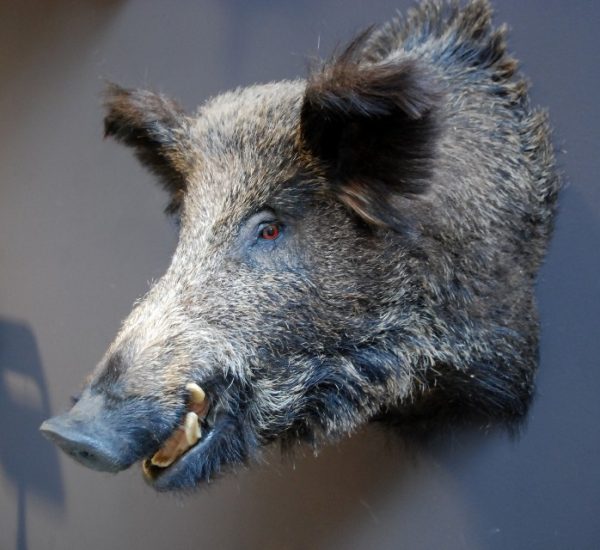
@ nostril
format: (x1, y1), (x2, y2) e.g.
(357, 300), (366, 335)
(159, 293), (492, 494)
(70, 448), (93, 462)
(64, 446), (113, 471)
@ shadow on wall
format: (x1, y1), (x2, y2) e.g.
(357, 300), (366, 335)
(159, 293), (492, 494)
(0, 320), (65, 550)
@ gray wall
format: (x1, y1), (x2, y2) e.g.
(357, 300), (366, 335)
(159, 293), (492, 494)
(1, 1), (598, 549)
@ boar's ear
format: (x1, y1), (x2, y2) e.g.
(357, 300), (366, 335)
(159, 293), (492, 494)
(300, 30), (441, 231)
(103, 83), (192, 214)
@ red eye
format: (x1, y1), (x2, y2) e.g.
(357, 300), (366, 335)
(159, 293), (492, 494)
(259, 223), (281, 240)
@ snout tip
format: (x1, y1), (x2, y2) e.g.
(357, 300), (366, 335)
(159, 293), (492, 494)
(39, 417), (69, 445)
(39, 416), (76, 446)
(39, 418), (56, 438)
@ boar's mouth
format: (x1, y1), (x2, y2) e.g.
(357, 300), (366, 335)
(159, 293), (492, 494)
(140, 380), (255, 491)
(141, 382), (215, 487)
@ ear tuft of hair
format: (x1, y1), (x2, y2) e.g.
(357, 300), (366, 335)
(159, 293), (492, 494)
(300, 28), (441, 231)
(103, 83), (191, 214)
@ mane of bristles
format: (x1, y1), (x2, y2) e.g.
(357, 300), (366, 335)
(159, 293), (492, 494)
(362, 0), (519, 83)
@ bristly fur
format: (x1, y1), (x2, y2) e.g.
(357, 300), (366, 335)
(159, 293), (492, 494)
(43, 0), (561, 491)
(363, 0), (518, 75)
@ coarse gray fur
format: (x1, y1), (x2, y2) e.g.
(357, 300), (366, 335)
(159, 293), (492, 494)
(43, 0), (560, 491)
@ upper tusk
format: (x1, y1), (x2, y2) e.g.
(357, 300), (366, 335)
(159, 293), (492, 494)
(186, 382), (206, 404)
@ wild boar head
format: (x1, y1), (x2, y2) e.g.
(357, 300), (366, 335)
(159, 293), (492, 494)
(40, 1), (559, 491)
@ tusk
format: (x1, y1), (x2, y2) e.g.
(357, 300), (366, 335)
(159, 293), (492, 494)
(151, 448), (177, 468)
(184, 411), (201, 445)
(145, 385), (207, 472)
(186, 382), (206, 405)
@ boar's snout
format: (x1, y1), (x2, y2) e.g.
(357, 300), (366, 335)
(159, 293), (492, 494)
(40, 396), (126, 472)
(40, 391), (161, 473)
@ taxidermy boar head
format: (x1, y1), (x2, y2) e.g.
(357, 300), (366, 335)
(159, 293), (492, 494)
(41, 0), (560, 491)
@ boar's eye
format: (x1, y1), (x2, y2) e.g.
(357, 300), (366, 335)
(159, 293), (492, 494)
(258, 223), (281, 241)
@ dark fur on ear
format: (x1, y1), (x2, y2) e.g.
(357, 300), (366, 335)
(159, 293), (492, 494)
(300, 29), (441, 230)
(103, 84), (191, 214)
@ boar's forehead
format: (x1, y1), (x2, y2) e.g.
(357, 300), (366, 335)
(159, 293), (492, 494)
(182, 81), (307, 231)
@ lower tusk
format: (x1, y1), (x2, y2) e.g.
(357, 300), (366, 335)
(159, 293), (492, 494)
(184, 411), (201, 445)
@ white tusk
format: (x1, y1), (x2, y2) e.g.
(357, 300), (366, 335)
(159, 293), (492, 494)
(184, 411), (201, 445)
(186, 382), (206, 405)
